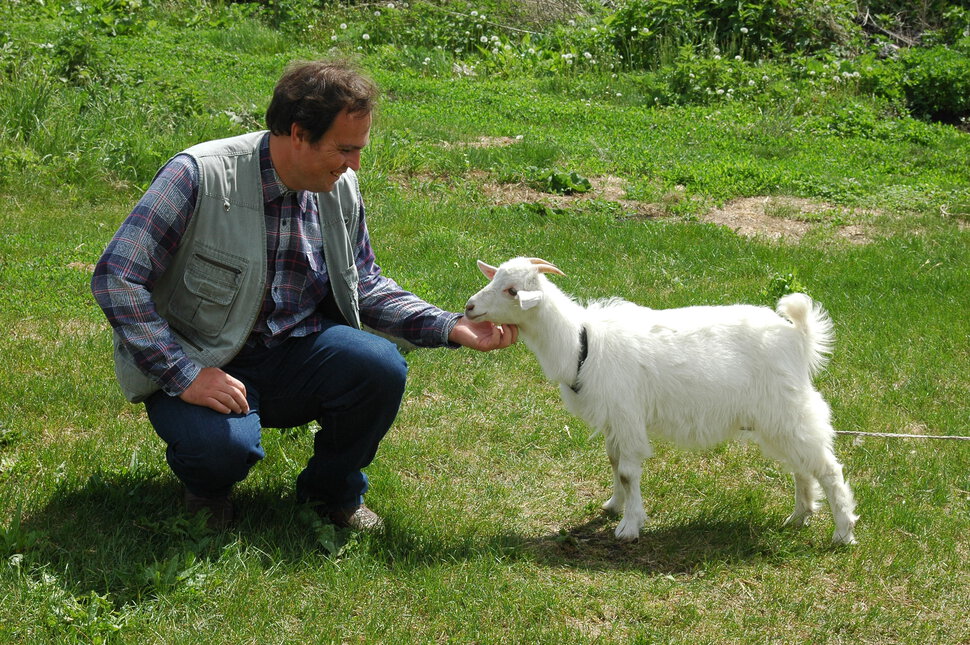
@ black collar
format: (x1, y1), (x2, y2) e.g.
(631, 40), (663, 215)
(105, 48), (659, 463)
(570, 326), (589, 393)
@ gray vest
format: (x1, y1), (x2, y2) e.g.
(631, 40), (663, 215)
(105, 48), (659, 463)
(113, 131), (362, 402)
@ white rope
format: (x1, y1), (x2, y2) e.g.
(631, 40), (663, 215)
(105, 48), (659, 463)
(835, 430), (970, 441)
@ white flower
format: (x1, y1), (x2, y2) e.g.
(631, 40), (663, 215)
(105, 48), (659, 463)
(748, 79), (755, 86)
(387, 2), (395, 7)
(735, 55), (742, 61)
(340, 23), (347, 29)
(584, 51), (592, 59)
(714, 55), (721, 60)
(528, 47), (536, 54)
(374, 10), (380, 16)
(362, 33), (370, 40)
(471, 10), (478, 16)
(762, 75), (769, 81)
(568, 20), (576, 26)
(480, 36), (488, 43)
(716, 88), (725, 95)
(740, 27), (749, 34)
(515, 135), (524, 140)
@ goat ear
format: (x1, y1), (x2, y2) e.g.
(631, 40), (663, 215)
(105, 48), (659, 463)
(477, 260), (498, 281)
(517, 290), (543, 310)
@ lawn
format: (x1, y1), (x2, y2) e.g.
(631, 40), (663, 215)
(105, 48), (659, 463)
(1, 1), (968, 642)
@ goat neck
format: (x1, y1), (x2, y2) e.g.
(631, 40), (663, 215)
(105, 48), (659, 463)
(518, 283), (587, 387)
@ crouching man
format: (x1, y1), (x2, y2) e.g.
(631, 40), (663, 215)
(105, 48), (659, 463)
(91, 58), (516, 531)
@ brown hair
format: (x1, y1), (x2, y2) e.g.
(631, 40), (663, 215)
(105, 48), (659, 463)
(265, 59), (378, 143)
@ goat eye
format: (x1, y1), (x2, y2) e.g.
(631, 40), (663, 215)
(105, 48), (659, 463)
(506, 287), (518, 297)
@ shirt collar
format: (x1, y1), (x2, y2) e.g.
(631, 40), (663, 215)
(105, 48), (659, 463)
(259, 132), (301, 203)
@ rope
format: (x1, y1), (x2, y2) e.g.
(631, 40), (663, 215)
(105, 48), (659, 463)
(835, 430), (970, 441)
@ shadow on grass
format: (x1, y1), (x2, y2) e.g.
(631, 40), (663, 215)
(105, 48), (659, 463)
(515, 508), (811, 575)
(17, 468), (349, 603)
(18, 469), (813, 602)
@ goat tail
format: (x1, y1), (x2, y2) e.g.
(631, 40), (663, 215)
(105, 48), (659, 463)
(776, 293), (834, 377)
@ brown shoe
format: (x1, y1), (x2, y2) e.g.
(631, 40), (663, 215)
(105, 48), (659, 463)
(328, 504), (384, 531)
(184, 489), (234, 530)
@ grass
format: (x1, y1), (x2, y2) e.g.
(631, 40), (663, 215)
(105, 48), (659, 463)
(1, 1), (969, 643)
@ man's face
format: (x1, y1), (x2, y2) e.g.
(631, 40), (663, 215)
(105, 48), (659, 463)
(290, 108), (371, 192)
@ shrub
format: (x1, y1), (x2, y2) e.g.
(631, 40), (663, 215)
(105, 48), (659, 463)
(900, 43), (970, 123)
(605, 0), (860, 70)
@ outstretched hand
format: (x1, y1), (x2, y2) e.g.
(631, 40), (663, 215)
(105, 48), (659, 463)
(449, 316), (518, 352)
(179, 366), (250, 414)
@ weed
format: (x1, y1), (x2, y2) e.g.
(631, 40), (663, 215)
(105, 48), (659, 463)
(761, 270), (811, 303)
(0, 500), (43, 557)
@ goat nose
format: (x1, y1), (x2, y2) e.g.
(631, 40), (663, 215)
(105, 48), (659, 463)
(465, 303), (475, 314)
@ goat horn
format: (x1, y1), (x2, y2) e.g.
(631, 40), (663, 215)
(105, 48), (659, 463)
(527, 257), (565, 276)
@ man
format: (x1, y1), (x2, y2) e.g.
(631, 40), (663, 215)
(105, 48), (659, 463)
(91, 59), (516, 531)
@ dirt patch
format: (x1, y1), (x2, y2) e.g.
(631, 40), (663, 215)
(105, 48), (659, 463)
(409, 171), (876, 243)
(440, 135), (522, 149)
(481, 175), (669, 219)
(703, 196), (873, 244)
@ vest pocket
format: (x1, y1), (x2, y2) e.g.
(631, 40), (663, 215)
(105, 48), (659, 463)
(170, 251), (246, 338)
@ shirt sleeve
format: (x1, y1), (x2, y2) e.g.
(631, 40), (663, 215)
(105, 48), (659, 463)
(353, 196), (462, 348)
(90, 155), (203, 395)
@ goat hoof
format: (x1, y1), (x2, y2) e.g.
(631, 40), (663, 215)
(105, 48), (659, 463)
(832, 532), (858, 546)
(614, 519), (642, 541)
(783, 512), (813, 528)
(601, 500), (622, 516)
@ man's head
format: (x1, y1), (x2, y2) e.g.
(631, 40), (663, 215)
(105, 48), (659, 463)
(266, 59), (378, 144)
(266, 59), (378, 193)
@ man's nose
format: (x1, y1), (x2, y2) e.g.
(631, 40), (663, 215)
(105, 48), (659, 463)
(346, 150), (362, 171)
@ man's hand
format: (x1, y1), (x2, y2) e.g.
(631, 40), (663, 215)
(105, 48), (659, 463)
(179, 367), (250, 414)
(449, 316), (518, 352)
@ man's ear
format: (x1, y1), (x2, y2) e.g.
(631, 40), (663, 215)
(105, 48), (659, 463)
(477, 260), (498, 280)
(517, 290), (543, 310)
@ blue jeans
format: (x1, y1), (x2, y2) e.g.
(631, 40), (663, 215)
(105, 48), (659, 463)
(144, 322), (408, 511)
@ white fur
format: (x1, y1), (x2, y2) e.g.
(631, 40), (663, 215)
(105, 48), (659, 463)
(465, 257), (858, 545)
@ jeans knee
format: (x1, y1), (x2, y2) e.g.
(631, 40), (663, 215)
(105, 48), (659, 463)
(349, 335), (408, 397)
(149, 398), (265, 494)
(375, 348), (408, 396)
(202, 424), (263, 477)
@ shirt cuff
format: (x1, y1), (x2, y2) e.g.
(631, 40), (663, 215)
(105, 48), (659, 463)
(158, 357), (202, 397)
(441, 312), (463, 348)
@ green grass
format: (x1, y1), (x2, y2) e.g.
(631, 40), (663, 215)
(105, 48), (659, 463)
(1, 1), (969, 643)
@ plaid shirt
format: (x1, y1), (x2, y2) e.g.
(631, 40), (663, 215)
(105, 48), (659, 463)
(92, 133), (460, 396)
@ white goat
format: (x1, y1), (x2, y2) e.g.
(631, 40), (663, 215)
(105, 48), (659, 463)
(465, 257), (858, 545)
